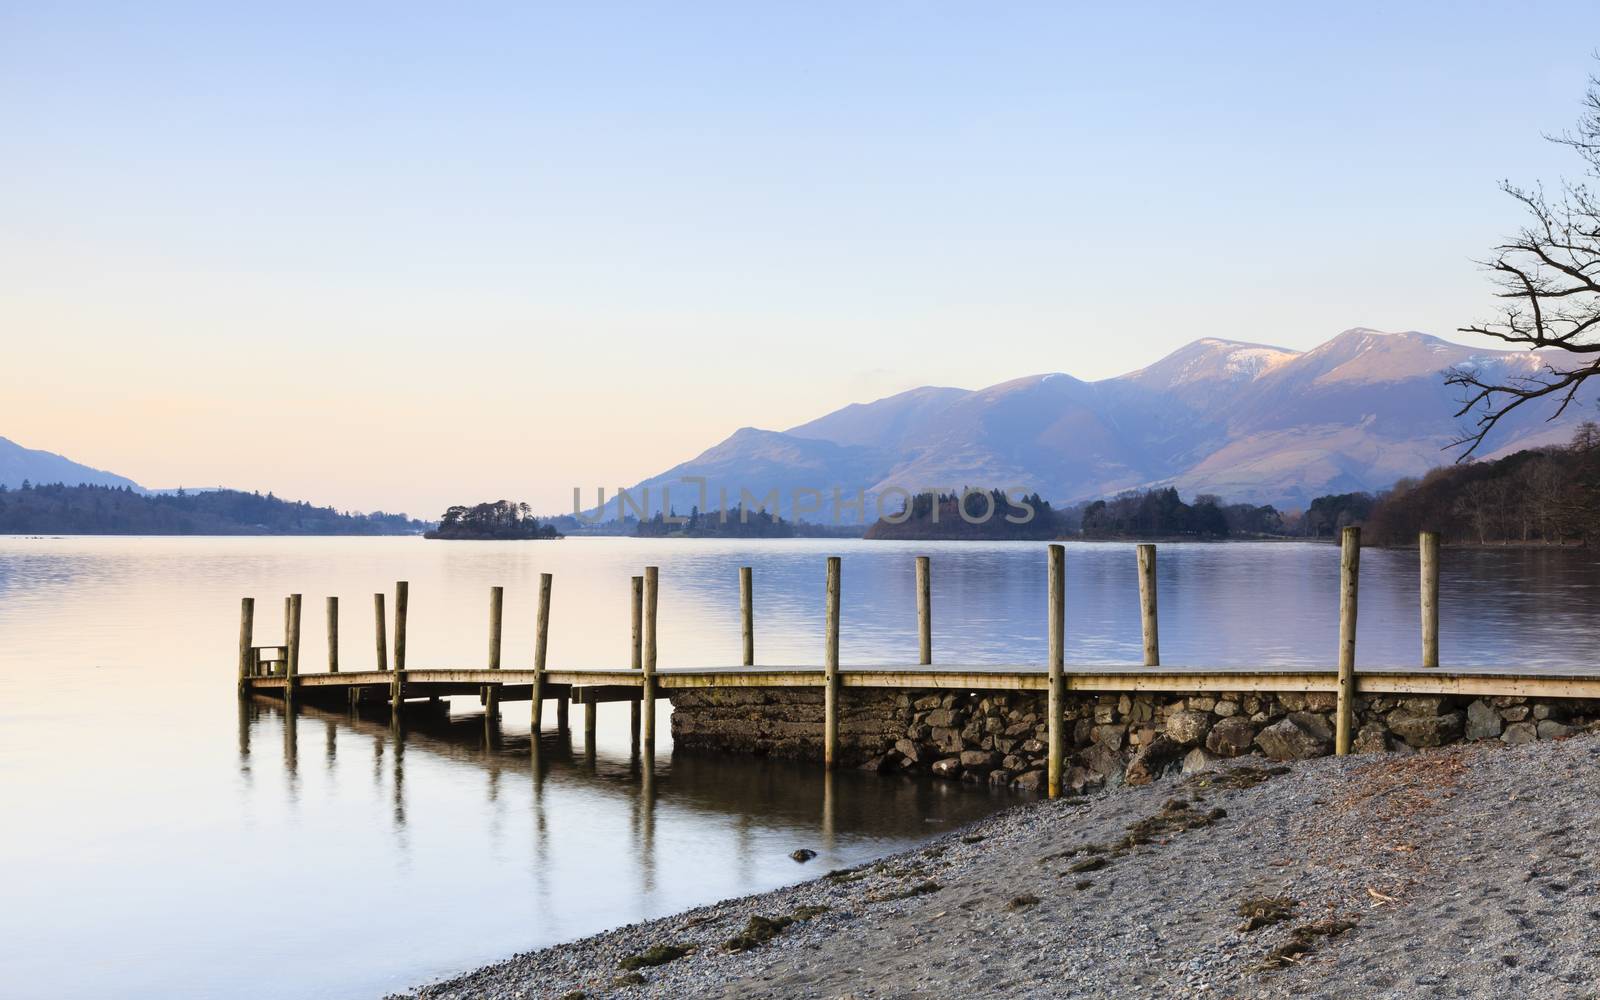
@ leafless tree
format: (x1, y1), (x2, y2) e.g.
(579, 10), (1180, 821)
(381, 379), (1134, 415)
(1448, 65), (1600, 456)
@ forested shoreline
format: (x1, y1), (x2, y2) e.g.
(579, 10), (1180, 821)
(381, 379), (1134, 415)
(0, 482), (428, 535)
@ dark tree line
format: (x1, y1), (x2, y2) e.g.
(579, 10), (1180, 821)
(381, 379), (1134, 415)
(1076, 488), (1278, 540)
(636, 504), (797, 538)
(866, 490), (1059, 541)
(0, 482), (427, 535)
(1361, 423), (1600, 546)
(426, 500), (560, 540)
(1300, 493), (1375, 538)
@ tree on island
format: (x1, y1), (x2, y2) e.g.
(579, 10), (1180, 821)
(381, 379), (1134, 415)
(425, 500), (561, 540)
(635, 503), (795, 538)
(865, 490), (1060, 541)
(1448, 67), (1600, 455)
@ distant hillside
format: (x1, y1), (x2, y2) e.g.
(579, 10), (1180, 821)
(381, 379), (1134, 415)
(602, 329), (1600, 516)
(0, 436), (143, 491)
(0, 483), (428, 535)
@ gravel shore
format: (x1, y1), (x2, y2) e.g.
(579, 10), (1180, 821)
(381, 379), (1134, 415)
(394, 731), (1600, 999)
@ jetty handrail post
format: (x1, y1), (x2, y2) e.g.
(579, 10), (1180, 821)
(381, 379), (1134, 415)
(642, 566), (659, 749)
(823, 556), (841, 770)
(1420, 530), (1440, 669)
(531, 573), (552, 733)
(485, 585), (504, 716)
(1047, 544), (1065, 799)
(916, 555), (931, 665)
(286, 594), (302, 689)
(390, 581), (408, 711)
(237, 597), (255, 690)
(740, 566), (754, 667)
(1334, 527), (1361, 755)
(1137, 544), (1159, 667)
(373, 593), (389, 672)
(630, 575), (643, 746)
(326, 596), (339, 673)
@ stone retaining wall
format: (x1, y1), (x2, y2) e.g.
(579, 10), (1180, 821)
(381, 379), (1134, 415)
(668, 687), (1600, 793)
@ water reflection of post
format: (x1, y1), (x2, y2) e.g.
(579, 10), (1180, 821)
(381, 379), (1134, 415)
(236, 695), (252, 763)
(323, 719), (338, 771)
(584, 704), (598, 770)
(390, 708), (407, 831)
(639, 745), (657, 894)
(529, 731), (550, 910)
(283, 699), (299, 779)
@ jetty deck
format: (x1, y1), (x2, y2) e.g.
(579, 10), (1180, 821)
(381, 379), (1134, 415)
(238, 530), (1600, 797)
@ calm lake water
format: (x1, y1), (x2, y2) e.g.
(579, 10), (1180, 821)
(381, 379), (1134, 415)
(1, 536), (1597, 1000)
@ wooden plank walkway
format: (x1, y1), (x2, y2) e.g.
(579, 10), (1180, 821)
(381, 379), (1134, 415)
(236, 530), (1600, 798)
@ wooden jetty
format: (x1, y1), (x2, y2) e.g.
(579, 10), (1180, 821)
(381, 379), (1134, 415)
(238, 528), (1600, 798)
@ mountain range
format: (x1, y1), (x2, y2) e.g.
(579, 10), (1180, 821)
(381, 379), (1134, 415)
(616, 328), (1599, 517)
(0, 436), (143, 492)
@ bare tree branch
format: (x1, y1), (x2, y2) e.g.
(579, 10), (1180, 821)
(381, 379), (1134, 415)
(1452, 66), (1600, 458)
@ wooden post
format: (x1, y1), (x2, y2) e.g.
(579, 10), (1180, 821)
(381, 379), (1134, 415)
(642, 566), (658, 749)
(823, 556), (841, 770)
(286, 593), (302, 685)
(391, 581), (408, 710)
(1335, 527), (1361, 755)
(585, 701), (597, 751)
(486, 585), (503, 716)
(1420, 530), (1440, 669)
(1137, 544), (1159, 667)
(557, 690), (569, 731)
(237, 597), (255, 689)
(283, 596), (291, 675)
(1047, 544), (1065, 799)
(916, 555), (931, 665)
(630, 575), (643, 746)
(373, 593), (389, 672)
(531, 573), (552, 733)
(740, 566), (754, 667)
(326, 596), (339, 673)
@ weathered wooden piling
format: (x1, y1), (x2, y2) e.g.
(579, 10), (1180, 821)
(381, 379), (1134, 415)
(823, 556), (841, 769)
(584, 700), (597, 749)
(373, 593), (389, 672)
(531, 573), (552, 732)
(1334, 526), (1360, 755)
(740, 566), (754, 667)
(1047, 544), (1065, 799)
(326, 596), (339, 673)
(1420, 530), (1440, 669)
(486, 585), (504, 716)
(286, 594), (302, 689)
(1137, 544), (1159, 667)
(642, 566), (659, 748)
(916, 555), (931, 665)
(630, 575), (643, 745)
(391, 581), (408, 710)
(237, 597), (255, 688)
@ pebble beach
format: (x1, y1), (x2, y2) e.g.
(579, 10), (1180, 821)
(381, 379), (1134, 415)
(395, 730), (1600, 999)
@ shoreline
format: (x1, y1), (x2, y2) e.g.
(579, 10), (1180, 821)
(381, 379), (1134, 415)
(392, 729), (1600, 999)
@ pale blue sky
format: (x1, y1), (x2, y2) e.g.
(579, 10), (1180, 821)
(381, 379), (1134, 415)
(1, 2), (1595, 513)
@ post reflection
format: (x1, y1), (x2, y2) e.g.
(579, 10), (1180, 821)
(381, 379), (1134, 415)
(638, 745), (657, 897)
(236, 696), (252, 770)
(282, 699), (299, 798)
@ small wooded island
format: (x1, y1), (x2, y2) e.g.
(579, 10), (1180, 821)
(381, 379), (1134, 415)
(425, 500), (563, 540)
